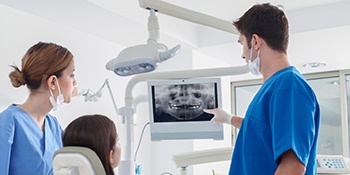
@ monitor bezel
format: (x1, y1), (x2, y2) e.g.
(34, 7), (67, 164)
(147, 77), (223, 141)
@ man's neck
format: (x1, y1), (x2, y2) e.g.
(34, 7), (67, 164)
(260, 50), (290, 82)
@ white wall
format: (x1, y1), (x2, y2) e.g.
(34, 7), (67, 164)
(3, 2), (350, 175)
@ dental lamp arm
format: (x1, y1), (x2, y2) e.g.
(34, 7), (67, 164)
(139, 0), (238, 34)
(147, 8), (181, 62)
(78, 79), (119, 118)
(124, 65), (250, 103)
(172, 147), (233, 168)
(105, 79), (119, 118)
(147, 9), (159, 45)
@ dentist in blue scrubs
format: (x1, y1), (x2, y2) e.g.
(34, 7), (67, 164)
(205, 3), (320, 175)
(0, 42), (77, 175)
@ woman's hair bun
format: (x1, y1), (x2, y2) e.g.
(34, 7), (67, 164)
(9, 65), (26, 88)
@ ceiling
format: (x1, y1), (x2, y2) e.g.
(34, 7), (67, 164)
(1, 0), (350, 73)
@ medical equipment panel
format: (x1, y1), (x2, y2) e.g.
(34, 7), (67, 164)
(317, 155), (350, 174)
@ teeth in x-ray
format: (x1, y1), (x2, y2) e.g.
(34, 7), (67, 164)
(169, 104), (201, 110)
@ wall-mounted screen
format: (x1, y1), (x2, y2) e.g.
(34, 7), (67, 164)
(147, 77), (223, 141)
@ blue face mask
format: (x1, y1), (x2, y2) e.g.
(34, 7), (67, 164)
(49, 79), (64, 111)
(248, 40), (261, 76)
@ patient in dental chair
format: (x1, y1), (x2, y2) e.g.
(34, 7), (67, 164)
(62, 114), (121, 175)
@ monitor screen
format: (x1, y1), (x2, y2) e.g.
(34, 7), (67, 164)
(147, 77), (223, 141)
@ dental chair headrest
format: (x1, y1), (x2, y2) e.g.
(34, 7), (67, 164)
(53, 146), (106, 175)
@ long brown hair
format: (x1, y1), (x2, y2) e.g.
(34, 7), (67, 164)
(62, 114), (117, 175)
(9, 42), (73, 90)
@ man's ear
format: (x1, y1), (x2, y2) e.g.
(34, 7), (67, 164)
(47, 75), (57, 90)
(251, 34), (262, 51)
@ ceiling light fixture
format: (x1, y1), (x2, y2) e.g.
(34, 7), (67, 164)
(106, 9), (181, 76)
(331, 81), (340, 85)
(302, 62), (326, 68)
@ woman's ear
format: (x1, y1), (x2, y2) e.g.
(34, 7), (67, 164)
(109, 150), (115, 165)
(47, 75), (57, 90)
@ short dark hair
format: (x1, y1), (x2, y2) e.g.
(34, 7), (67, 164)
(233, 3), (289, 53)
(62, 114), (117, 175)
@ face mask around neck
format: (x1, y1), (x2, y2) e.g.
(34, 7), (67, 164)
(248, 40), (261, 76)
(49, 79), (64, 111)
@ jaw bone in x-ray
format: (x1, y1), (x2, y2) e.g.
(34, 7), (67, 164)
(154, 83), (216, 121)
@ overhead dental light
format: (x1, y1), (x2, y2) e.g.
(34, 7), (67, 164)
(106, 9), (181, 76)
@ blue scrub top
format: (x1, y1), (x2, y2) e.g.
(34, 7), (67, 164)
(229, 66), (320, 175)
(0, 104), (63, 175)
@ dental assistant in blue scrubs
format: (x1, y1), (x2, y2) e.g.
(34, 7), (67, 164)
(204, 3), (320, 175)
(0, 42), (77, 175)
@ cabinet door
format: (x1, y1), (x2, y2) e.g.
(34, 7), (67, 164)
(308, 77), (342, 155)
(231, 82), (261, 143)
(232, 76), (343, 155)
(346, 74), (350, 155)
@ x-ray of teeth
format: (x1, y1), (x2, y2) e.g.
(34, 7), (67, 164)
(153, 83), (216, 122)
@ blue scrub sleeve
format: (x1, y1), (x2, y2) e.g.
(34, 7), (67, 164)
(269, 83), (317, 166)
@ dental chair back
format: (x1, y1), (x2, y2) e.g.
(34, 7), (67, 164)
(53, 146), (106, 175)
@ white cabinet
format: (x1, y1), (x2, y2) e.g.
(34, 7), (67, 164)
(231, 70), (350, 156)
